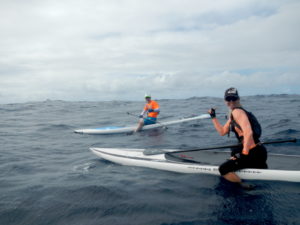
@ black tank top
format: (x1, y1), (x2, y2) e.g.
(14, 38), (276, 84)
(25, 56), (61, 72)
(230, 107), (261, 144)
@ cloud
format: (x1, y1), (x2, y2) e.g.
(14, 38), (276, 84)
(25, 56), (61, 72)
(0, 0), (299, 103)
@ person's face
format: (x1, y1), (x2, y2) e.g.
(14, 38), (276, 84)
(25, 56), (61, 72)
(145, 97), (151, 102)
(224, 96), (239, 109)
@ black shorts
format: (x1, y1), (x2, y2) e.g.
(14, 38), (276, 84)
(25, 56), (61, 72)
(219, 144), (268, 176)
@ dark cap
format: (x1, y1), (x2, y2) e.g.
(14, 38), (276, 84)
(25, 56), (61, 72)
(224, 87), (239, 101)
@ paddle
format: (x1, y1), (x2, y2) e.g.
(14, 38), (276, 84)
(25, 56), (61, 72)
(126, 112), (168, 129)
(144, 138), (297, 155)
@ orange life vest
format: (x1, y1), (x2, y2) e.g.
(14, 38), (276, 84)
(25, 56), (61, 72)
(144, 100), (160, 118)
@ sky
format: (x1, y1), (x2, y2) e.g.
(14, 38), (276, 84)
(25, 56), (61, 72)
(0, 0), (299, 103)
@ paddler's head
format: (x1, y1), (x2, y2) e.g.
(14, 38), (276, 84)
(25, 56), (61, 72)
(145, 94), (151, 102)
(224, 87), (240, 109)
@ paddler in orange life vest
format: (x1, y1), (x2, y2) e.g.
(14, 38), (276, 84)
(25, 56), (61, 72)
(135, 94), (160, 132)
(208, 87), (268, 189)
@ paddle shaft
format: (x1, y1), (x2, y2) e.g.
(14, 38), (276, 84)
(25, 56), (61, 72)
(169, 138), (297, 154)
(126, 112), (165, 126)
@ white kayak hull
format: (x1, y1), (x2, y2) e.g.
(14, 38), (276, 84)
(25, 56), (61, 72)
(90, 147), (300, 182)
(75, 114), (210, 134)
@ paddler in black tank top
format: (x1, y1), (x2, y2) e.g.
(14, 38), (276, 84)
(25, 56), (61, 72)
(208, 87), (268, 189)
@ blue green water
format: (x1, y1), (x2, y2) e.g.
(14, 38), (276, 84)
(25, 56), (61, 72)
(0, 95), (299, 225)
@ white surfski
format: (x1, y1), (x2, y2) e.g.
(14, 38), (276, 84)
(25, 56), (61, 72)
(90, 147), (300, 182)
(74, 114), (210, 134)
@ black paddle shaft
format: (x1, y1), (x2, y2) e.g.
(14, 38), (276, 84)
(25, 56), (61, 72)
(126, 112), (166, 127)
(168, 138), (297, 154)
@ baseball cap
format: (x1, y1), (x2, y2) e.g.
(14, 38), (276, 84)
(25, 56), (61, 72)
(224, 87), (239, 101)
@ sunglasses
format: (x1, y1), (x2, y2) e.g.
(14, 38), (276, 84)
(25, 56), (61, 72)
(225, 96), (238, 102)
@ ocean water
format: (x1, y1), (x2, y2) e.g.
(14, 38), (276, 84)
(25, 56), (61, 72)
(0, 95), (299, 225)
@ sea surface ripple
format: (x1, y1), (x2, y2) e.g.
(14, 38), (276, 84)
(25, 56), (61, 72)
(0, 95), (299, 225)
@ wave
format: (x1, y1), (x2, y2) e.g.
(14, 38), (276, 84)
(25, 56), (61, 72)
(72, 162), (96, 173)
(271, 129), (300, 145)
(37, 124), (75, 132)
